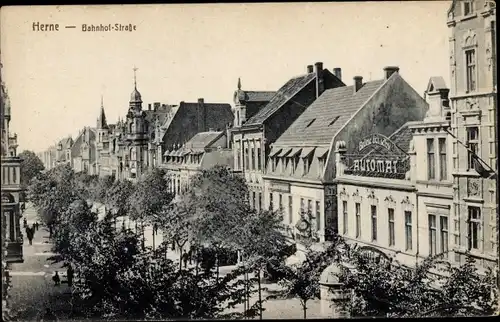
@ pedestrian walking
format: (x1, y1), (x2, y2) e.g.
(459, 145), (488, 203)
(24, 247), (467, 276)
(67, 265), (74, 287)
(52, 271), (61, 286)
(26, 227), (34, 245)
(35, 221), (39, 231)
(182, 250), (189, 268)
(23, 218), (27, 228)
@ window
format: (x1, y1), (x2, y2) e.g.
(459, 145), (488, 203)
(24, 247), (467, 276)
(291, 157), (296, 175)
(307, 200), (313, 218)
(288, 196), (293, 224)
(427, 139), (435, 179)
(303, 158), (308, 175)
(236, 141), (241, 170)
(440, 216), (449, 257)
(306, 119), (316, 128)
(388, 208), (395, 246)
(468, 206), (481, 250)
(300, 198), (305, 214)
(463, 1), (474, 16)
(269, 193), (273, 210)
(245, 144), (249, 170)
(439, 138), (447, 180)
(271, 157), (276, 172)
(328, 116), (340, 126)
(315, 201), (321, 231)
(465, 49), (476, 92)
(355, 203), (361, 238)
(252, 192), (256, 209)
(279, 194), (283, 212)
(258, 193), (262, 211)
(405, 211), (412, 251)
(257, 147), (262, 170)
(467, 127), (479, 170)
(371, 205), (377, 241)
(12, 167), (16, 183)
(429, 214), (437, 256)
(318, 157), (325, 175)
(236, 110), (240, 126)
(251, 146), (256, 170)
(342, 201), (348, 234)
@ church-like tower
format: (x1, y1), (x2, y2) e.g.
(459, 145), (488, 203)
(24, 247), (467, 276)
(123, 66), (149, 180)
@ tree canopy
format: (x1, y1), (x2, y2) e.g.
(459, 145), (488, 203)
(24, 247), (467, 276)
(18, 150), (45, 189)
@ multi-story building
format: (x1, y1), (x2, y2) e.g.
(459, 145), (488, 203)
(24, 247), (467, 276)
(232, 62), (345, 212)
(1, 66), (24, 316)
(266, 66), (428, 244)
(54, 136), (74, 167)
(162, 130), (233, 195)
(447, 0), (497, 269)
(71, 126), (97, 174)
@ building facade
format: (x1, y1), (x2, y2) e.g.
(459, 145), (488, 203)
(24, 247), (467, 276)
(447, 0), (497, 269)
(162, 130), (233, 195)
(1, 68), (24, 317)
(233, 62), (345, 213)
(265, 67), (428, 244)
(71, 126), (97, 174)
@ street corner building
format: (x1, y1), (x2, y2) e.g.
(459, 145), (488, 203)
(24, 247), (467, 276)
(264, 66), (428, 246)
(1, 61), (24, 316)
(231, 62), (345, 233)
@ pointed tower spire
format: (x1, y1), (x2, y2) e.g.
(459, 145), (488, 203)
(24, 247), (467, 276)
(237, 77), (241, 90)
(97, 95), (108, 129)
(133, 65), (138, 89)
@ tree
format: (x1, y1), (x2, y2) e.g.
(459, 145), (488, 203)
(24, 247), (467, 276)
(105, 179), (134, 217)
(27, 164), (78, 235)
(271, 235), (347, 319)
(338, 247), (498, 318)
(18, 150), (45, 200)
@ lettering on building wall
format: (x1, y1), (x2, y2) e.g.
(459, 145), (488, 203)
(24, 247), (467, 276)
(345, 133), (409, 179)
(270, 181), (291, 193)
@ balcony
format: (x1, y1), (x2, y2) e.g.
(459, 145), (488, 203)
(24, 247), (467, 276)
(5, 240), (23, 264)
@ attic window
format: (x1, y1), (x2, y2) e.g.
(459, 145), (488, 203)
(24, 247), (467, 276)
(429, 84), (434, 92)
(329, 116), (340, 126)
(306, 119), (316, 128)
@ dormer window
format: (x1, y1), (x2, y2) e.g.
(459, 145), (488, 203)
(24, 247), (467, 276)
(306, 119), (316, 128)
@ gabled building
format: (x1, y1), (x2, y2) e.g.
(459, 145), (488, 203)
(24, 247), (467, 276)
(55, 136), (74, 167)
(264, 67), (428, 243)
(446, 0), (497, 269)
(155, 98), (233, 163)
(71, 126), (97, 174)
(232, 62), (345, 211)
(162, 130), (233, 195)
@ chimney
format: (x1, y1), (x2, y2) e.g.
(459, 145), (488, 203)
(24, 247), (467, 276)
(353, 76), (363, 93)
(424, 84), (450, 122)
(148, 103), (152, 110)
(383, 66), (400, 80)
(314, 62), (323, 73)
(333, 68), (342, 81)
(315, 62), (325, 98)
(307, 65), (314, 73)
(197, 98), (206, 131)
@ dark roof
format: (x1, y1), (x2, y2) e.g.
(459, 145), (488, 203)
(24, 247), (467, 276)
(388, 123), (413, 153)
(238, 90), (276, 102)
(245, 72), (317, 125)
(274, 80), (386, 147)
(184, 131), (223, 150)
(180, 102), (233, 130)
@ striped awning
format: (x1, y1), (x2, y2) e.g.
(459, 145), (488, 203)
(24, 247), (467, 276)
(300, 147), (316, 158)
(316, 148), (329, 159)
(270, 147), (282, 157)
(279, 148), (292, 157)
(290, 148), (302, 157)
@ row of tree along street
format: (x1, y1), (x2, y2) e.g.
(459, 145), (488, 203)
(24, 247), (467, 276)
(23, 155), (498, 319)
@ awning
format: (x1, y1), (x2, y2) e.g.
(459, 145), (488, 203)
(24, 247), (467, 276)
(179, 149), (191, 156)
(279, 148), (292, 157)
(316, 148), (329, 159)
(270, 147), (282, 157)
(290, 148), (302, 157)
(171, 150), (180, 157)
(163, 150), (172, 157)
(300, 147), (316, 158)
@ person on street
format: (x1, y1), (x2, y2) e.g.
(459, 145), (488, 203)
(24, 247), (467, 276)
(26, 227), (34, 245)
(35, 221), (39, 231)
(52, 271), (61, 286)
(23, 218), (27, 228)
(67, 265), (74, 287)
(182, 250), (189, 268)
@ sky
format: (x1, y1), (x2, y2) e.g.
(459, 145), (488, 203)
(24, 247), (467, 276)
(1, 1), (452, 153)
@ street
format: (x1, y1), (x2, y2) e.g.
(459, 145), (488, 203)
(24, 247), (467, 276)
(7, 204), (72, 321)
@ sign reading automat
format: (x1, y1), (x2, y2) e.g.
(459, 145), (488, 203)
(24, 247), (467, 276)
(345, 133), (409, 179)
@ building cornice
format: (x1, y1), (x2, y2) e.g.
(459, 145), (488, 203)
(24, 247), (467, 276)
(416, 191), (453, 200)
(450, 91), (496, 100)
(334, 175), (416, 192)
(262, 174), (325, 188)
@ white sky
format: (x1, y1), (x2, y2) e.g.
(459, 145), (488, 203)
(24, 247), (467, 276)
(1, 1), (452, 153)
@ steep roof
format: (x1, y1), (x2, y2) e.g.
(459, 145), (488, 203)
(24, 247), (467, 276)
(245, 72), (317, 125)
(180, 102), (233, 130)
(388, 123), (413, 154)
(184, 131), (223, 150)
(273, 80), (385, 147)
(426, 76), (447, 92)
(237, 90), (276, 102)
